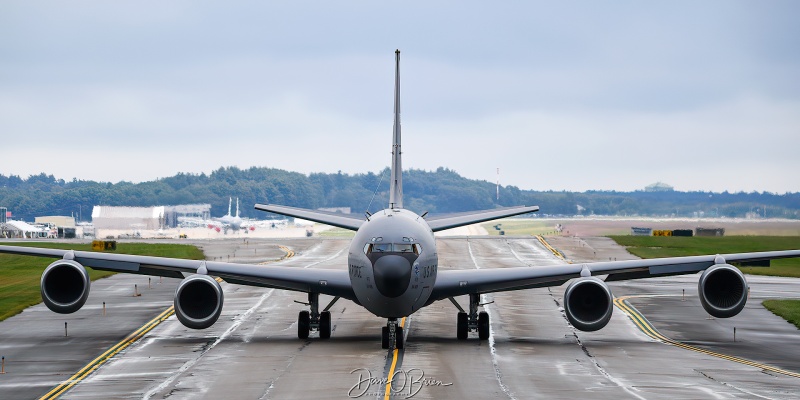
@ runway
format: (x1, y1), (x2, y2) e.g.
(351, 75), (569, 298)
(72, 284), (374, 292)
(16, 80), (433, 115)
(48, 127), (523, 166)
(1, 236), (799, 399)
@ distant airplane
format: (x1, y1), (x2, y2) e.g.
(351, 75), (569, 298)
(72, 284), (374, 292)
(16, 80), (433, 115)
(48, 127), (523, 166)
(1, 50), (799, 350)
(207, 197), (254, 234)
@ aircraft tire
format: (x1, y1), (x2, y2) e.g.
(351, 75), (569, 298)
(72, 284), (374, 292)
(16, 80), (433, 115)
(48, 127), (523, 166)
(382, 326), (389, 349)
(298, 311), (310, 339)
(320, 311), (331, 339)
(478, 311), (490, 340)
(457, 312), (468, 340)
(396, 326), (404, 349)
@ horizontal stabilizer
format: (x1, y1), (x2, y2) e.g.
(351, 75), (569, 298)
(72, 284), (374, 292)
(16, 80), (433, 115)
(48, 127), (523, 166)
(425, 205), (539, 232)
(255, 204), (364, 231)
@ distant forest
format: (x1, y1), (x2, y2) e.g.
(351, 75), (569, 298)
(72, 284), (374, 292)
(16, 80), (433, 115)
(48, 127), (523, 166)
(1, 167), (799, 221)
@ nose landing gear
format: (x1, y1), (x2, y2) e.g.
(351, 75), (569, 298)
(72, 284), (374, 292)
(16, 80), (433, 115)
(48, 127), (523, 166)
(381, 318), (404, 349)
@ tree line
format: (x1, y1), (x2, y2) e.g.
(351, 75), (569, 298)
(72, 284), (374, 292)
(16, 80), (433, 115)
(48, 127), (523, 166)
(1, 168), (798, 221)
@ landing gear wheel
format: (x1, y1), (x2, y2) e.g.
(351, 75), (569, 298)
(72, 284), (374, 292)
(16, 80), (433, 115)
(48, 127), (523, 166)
(319, 311), (331, 339)
(396, 326), (404, 349)
(298, 311), (310, 339)
(457, 312), (468, 340)
(381, 326), (390, 349)
(478, 311), (490, 340)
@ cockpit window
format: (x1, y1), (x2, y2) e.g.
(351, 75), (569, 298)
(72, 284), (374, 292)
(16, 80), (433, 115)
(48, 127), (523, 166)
(372, 243), (393, 253)
(394, 244), (414, 253)
(364, 242), (422, 255)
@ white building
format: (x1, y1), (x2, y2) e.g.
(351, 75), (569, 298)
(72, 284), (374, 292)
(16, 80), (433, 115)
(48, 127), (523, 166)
(92, 206), (165, 230)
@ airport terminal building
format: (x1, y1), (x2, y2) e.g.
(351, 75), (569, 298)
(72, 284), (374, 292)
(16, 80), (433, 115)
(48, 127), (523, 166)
(91, 204), (211, 230)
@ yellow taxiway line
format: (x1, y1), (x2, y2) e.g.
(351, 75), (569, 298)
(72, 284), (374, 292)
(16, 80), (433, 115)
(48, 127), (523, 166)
(40, 245), (295, 399)
(616, 295), (800, 379)
(384, 317), (407, 400)
(39, 306), (176, 400)
(537, 235), (800, 379)
(536, 235), (567, 261)
(257, 245), (295, 264)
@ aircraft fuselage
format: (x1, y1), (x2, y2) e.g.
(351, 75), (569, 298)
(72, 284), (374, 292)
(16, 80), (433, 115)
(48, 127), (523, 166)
(348, 208), (437, 318)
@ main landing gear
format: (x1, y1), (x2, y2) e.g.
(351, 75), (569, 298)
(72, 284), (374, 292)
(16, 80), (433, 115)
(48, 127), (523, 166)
(296, 293), (340, 340)
(451, 293), (490, 340)
(381, 318), (404, 350)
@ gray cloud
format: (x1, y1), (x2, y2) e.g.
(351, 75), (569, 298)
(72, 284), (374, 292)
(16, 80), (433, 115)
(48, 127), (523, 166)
(1, 1), (798, 193)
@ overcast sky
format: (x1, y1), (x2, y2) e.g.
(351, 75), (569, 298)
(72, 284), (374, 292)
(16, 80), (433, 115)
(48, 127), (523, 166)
(2, 1), (798, 193)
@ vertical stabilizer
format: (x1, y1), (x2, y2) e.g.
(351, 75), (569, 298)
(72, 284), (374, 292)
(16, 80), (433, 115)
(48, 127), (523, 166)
(235, 198), (240, 218)
(227, 197), (232, 217)
(389, 49), (403, 209)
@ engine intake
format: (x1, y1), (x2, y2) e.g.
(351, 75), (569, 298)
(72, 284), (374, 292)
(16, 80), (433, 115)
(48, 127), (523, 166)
(174, 274), (224, 329)
(699, 264), (748, 318)
(564, 277), (613, 332)
(41, 260), (91, 314)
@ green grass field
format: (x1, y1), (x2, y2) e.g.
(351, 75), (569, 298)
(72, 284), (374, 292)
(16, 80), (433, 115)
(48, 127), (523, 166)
(0, 242), (204, 322)
(763, 299), (800, 330)
(609, 235), (800, 278)
(608, 235), (800, 329)
(317, 227), (356, 238)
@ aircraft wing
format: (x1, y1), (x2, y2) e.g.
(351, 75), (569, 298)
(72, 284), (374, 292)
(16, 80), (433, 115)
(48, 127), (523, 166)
(429, 249), (800, 302)
(0, 245), (356, 301)
(255, 204), (364, 231)
(425, 205), (539, 232)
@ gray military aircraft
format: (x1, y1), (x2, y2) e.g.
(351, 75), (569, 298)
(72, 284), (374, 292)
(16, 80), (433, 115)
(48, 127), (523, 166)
(1, 50), (799, 350)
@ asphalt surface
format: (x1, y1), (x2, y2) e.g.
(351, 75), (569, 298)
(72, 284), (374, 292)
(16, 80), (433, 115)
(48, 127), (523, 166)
(1, 236), (799, 399)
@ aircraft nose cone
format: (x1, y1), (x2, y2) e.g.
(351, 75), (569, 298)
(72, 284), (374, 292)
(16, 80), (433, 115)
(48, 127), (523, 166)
(372, 255), (412, 298)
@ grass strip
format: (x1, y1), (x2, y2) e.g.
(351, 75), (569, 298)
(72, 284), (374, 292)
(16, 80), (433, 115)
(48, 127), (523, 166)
(608, 235), (800, 278)
(763, 299), (800, 330)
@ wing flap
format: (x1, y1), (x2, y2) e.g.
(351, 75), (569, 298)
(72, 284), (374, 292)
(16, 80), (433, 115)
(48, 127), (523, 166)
(255, 204), (364, 231)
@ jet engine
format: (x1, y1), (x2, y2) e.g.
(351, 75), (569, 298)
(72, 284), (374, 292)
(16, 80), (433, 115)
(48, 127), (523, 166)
(698, 264), (748, 318)
(174, 274), (224, 329)
(564, 277), (613, 332)
(41, 260), (91, 314)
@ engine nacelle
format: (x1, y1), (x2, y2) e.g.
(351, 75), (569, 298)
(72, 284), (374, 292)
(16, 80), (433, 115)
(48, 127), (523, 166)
(564, 277), (613, 332)
(699, 264), (748, 318)
(41, 260), (91, 314)
(174, 274), (224, 329)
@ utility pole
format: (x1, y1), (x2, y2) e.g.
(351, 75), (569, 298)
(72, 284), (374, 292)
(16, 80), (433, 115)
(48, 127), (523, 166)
(496, 168), (500, 201)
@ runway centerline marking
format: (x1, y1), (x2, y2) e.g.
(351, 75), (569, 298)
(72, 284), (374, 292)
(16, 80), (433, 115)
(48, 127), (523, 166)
(383, 317), (407, 400)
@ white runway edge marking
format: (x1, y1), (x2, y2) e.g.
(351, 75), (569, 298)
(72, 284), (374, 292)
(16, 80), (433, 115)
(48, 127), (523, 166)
(467, 239), (516, 400)
(143, 288), (276, 399)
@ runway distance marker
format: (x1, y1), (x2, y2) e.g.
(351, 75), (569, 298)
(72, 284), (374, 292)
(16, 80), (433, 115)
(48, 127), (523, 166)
(615, 295), (800, 379)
